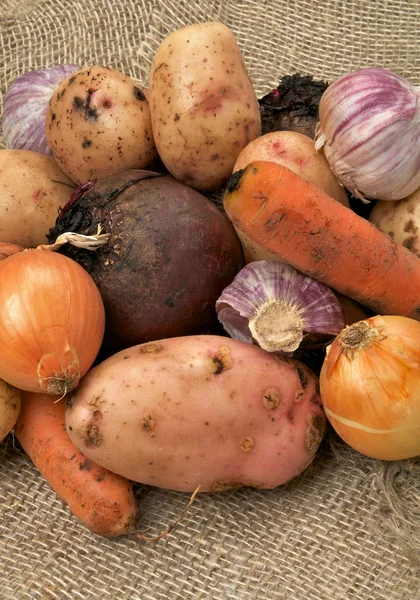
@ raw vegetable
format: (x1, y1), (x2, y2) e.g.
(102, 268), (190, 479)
(216, 260), (345, 353)
(334, 292), (368, 326)
(259, 73), (328, 139)
(0, 249), (105, 394)
(2, 65), (79, 154)
(0, 149), (74, 247)
(0, 242), (24, 260)
(15, 391), (137, 537)
(46, 66), (156, 183)
(320, 315), (420, 460)
(315, 67), (420, 201)
(233, 130), (349, 206)
(148, 22), (261, 192)
(369, 187), (420, 257)
(65, 335), (326, 492)
(48, 170), (244, 354)
(223, 161), (420, 320)
(0, 380), (21, 444)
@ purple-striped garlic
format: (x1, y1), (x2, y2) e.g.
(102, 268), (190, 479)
(3, 64), (80, 155)
(315, 67), (420, 202)
(216, 261), (345, 354)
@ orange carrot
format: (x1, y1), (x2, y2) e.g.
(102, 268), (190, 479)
(15, 391), (137, 537)
(224, 161), (420, 319)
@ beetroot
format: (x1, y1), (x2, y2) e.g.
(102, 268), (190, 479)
(48, 170), (244, 354)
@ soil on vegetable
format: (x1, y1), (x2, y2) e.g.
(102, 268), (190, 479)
(211, 480), (264, 492)
(258, 73), (376, 220)
(262, 388), (281, 410)
(306, 413), (326, 454)
(259, 73), (328, 139)
(206, 346), (233, 374)
(296, 365), (308, 389)
(84, 421), (104, 449)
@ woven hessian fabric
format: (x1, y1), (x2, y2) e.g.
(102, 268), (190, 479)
(1, 1), (420, 598)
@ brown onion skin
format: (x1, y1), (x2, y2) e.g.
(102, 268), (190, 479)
(48, 170), (244, 355)
(320, 315), (420, 460)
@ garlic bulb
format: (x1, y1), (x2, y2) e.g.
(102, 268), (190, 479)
(216, 261), (345, 354)
(2, 64), (79, 154)
(315, 67), (420, 202)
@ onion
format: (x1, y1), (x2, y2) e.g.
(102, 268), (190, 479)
(320, 315), (420, 460)
(0, 249), (105, 394)
(2, 65), (80, 154)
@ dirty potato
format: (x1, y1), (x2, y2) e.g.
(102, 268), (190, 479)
(369, 187), (420, 257)
(65, 336), (326, 493)
(46, 66), (156, 183)
(148, 22), (261, 192)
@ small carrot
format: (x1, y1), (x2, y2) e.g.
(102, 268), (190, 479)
(224, 161), (420, 319)
(15, 391), (137, 538)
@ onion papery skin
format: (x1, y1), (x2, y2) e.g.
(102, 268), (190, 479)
(320, 315), (420, 460)
(0, 250), (105, 394)
(3, 65), (80, 154)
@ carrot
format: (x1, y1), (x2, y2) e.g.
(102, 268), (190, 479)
(224, 161), (420, 319)
(14, 391), (137, 538)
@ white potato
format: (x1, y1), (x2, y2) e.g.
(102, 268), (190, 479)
(148, 22), (261, 192)
(46, 66), (156, 183)
(369, 187), (420, 257)
(0, 149), (74, 247)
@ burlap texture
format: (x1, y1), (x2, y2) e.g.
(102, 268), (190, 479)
(1, 1), (420, 598)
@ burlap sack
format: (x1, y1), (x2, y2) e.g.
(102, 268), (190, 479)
(1, 1), (420, 598)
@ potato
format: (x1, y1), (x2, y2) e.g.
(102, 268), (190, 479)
(0, 379), (21, 443)
(369, 188), (420, 257)
(46, 66), (157, 184)
(148, 22), (261, 192)
(0, 242), (24, 260)
(65, 336), (326, 492)
(0, 149), (74, 247)
(234, 131), (349, 206)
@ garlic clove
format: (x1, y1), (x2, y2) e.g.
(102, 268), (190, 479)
(216, 260), (345, 354)
(216, 306), (254, 344)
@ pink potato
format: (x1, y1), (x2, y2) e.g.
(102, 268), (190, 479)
(233, 131), (349, 206)
(65, 335), (326, 493)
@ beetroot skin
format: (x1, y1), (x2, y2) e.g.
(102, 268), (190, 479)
(48, 170), (244, 354)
